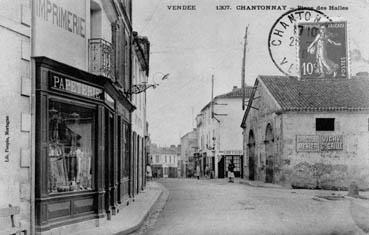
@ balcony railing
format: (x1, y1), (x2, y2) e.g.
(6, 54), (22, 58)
(89, 38), (114, 80)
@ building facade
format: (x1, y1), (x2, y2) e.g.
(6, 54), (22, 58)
(150, 144), (179, 178)
(180, 129), (198, 177)
(132, 32), (150, 195)
(0, 1), (32, 233)
(196, 86), (253, 178)
(0, 0), (151, 234)
(241, 75), (369, 190)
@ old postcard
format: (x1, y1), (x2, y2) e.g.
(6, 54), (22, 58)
(0, 0), (368, 234)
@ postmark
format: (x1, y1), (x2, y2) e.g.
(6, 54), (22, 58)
(298, 21), (348, 79)
(268, 8), (331, 77)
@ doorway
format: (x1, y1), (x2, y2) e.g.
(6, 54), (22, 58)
(266, 156), (274, 183)
(248, 130), (256, 180)
(265, 124), (274, 183)
(218, 156), (225, 178)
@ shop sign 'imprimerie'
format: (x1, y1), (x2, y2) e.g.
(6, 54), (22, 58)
(296, 135), (343, 152)
(49, 72), (103, 100)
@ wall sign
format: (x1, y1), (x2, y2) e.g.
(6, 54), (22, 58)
(4, 116), (9, 162)
(34, 0), (85, 38)
(319, 135), (343, 151)
(33, 0), (87, 70)
(49, 72), (103, 100)
(296, 135), (343, 152)
(105, 93), (115, 109)
(296, 135), (319, 152)
(220, 150), (243, 155)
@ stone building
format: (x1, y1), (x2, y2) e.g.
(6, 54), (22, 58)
(196, 86), (253, 178)
(0, 1), (32, 233)
(132, 32), (150, 194)
(150, 144), (179, 178)
(241, 75), (369, 190)
(180, 129), (198, 177)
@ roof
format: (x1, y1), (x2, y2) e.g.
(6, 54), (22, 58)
(215, 86), (254, 99)
(241, 75), (369, 127)
(200, 86), (254, 112)
(259, 76), (369, 111)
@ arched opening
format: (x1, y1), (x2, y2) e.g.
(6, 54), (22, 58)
(248, 130), (256, 180)
(265, 124), (274, 183)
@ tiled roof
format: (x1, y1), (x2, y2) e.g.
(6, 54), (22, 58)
(216, 86), (254, 99)
(259, 76), (369, 111)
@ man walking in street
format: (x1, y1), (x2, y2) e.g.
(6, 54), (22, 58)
(196, 164), (201, 180)
(228, 159), (235, 183)
(146, 163), (152, 181)
(205, 164), (210, 179)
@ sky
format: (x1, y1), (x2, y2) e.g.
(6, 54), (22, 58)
(132, 0), (369, 146)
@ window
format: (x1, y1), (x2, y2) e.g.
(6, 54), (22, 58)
(156, 155), (159, 163)
(316, 118), (335, 131)
(165, 155), (167, 163)
(48, 101), (95, 193)
(226, 156), (241, 172)
(90, 1), (102, 38)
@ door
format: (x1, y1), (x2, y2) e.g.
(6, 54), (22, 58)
(265, 124), (274, 183)
(248, 130), (256, 180)
(266, 156), (274, 183)
(218, 156), (225, 178)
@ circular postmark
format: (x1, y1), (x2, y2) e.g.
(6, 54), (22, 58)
(268, 8), (331, 77)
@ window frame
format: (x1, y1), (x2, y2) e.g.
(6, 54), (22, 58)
(47, 98), (97, 195)
(316, 118), (335, 131)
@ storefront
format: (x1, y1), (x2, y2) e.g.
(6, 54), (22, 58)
(34, 57), (134, 232)
(218, 150), (243, 178)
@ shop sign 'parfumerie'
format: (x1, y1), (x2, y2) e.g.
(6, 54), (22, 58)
(49, 72), (103, 100)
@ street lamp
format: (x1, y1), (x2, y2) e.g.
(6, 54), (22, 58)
(128, 72), (170, 95)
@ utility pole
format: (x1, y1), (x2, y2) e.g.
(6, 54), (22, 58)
(211, 74), (214, 118)
(191, 106), (194, 128)
(210, 74), (215, 178)
(241, 25), (249, 110)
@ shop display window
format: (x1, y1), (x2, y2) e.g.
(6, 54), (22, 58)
(225, 156), (241, 172)
(48, 100), (95, 193)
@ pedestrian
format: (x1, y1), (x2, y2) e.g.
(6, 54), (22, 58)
(205, 164), (210, 179)
(228, 159), (235, 183)
(146, 163), (152, 181)
(196, 164), (201, 180)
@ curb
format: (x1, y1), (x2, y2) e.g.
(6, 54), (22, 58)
(114, 183), (165, 235)
(239, 180), (285, 189)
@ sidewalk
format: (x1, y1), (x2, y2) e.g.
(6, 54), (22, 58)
(73, 181), (163, 235)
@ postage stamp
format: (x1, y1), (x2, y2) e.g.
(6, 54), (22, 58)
(268, 8), (331, 77)
(298, 21), (348, 79)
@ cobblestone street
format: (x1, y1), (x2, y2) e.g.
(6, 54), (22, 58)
(139, 178), (366, 235)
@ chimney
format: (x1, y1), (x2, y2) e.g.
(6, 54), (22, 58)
(233, 86), (238, 91)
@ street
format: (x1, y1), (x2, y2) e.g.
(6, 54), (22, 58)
(139, 178), (365, 235)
